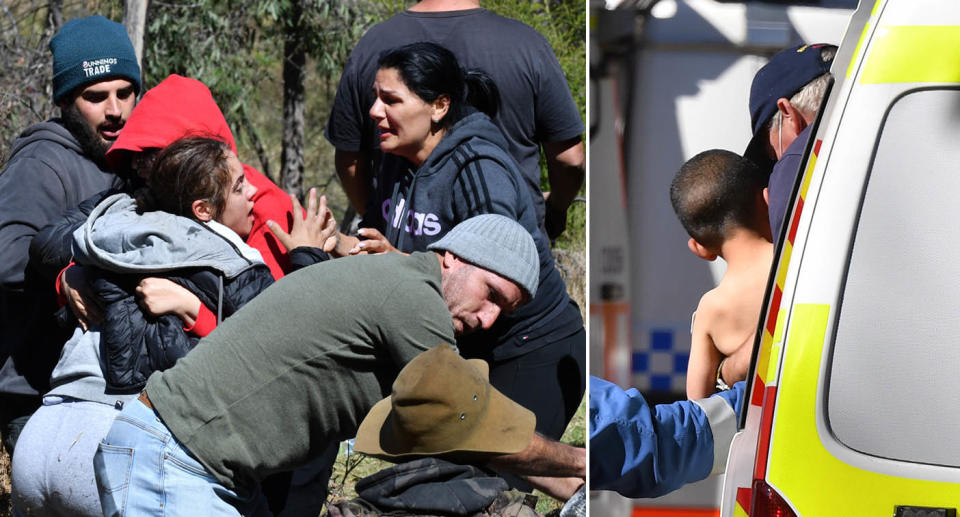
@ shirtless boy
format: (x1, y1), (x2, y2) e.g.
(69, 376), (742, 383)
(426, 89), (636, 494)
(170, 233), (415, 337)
(670, 149), (773, 399)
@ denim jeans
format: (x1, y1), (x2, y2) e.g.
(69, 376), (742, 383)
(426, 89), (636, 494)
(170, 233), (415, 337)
(93, 398), (255, 517)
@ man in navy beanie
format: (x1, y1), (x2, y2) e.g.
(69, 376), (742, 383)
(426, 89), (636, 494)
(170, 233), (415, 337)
(0, 14), (140, 455)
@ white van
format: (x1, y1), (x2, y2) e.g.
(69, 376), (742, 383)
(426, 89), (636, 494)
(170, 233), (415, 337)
(722, 0), (960, 514)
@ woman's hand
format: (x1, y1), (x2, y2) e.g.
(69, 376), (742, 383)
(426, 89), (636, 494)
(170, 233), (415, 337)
(61, 265), (104, 331)
(267, 188), (339, 252)
(348, 228), (404, 255)
(136, 278), (201, 326)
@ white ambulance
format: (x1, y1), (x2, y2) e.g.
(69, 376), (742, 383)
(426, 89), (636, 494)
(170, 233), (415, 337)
(590, 0), (853, 513)
(722, 0), (960, 514)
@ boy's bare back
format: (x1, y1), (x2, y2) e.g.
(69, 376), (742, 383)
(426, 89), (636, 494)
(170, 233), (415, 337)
(686, 239), (772, 399)
(669, 149), (773, 399)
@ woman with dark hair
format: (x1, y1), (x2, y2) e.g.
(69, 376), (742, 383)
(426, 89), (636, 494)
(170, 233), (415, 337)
(331, 41), (585, 445)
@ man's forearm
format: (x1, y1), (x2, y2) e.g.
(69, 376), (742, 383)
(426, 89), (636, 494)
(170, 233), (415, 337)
(544, 138), (585, 211)
(543, 138), (585, 239)
(524, 476), (584, 501)
(487, 433), (585, 479)
(334, 149), (371, 216)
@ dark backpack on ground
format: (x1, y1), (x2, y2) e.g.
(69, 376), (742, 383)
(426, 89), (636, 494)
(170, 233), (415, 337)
(324, 458), (543, 517)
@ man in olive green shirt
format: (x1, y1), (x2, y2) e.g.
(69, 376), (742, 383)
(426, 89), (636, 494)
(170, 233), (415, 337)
(93, 215), (582, 516)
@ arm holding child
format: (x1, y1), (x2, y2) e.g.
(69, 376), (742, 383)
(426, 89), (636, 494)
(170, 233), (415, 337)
(687, 294), (725, 399)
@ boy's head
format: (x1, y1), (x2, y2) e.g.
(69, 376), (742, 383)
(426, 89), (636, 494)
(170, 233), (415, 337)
(670, 149), (769, 258)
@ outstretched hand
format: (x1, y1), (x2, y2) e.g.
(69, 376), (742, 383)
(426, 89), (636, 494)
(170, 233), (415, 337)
(266, 187), (339, 253)
(348, 227), (403, 256)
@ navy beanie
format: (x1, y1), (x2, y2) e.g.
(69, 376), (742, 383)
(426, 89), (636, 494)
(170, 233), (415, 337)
(50, 15), (141, 104)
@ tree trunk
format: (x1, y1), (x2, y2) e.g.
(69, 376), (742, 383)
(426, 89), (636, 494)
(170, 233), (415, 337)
(123, 0), (149, 71)
(239, 106), (273, 183)
(279, 0), (306, 199)
(46, 0), (63, 35)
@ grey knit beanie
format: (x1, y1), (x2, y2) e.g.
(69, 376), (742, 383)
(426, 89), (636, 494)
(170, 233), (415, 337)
(428, 214), (539, 298)
(50, 15), (142, 104)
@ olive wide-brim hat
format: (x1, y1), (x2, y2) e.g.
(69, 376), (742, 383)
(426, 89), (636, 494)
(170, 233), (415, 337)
(355, 344), (536, 461)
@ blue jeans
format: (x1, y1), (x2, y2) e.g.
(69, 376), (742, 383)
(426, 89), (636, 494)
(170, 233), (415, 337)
(93, 399), (255, 516)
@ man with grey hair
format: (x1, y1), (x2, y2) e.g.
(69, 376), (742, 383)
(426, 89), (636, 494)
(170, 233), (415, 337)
(743, 43), (837, 244)
(93, 215), (564, 516)
(710, 43), (837, 401)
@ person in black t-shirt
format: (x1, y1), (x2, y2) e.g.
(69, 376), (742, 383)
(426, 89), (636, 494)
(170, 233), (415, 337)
(325, 0), (584, 241)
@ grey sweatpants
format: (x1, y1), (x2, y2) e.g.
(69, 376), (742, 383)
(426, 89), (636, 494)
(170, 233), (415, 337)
(11, 398), (121, 517)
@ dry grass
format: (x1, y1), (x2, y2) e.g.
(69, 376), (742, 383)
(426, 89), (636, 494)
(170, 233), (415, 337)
(1, 443), (12, 517)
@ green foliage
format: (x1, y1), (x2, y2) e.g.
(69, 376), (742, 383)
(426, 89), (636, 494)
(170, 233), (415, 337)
(483, 0), (586, 252)
(144, 0), (264, 140)
(142, 0), (386, 187)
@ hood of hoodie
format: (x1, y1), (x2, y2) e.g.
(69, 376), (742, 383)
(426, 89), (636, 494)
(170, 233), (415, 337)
(419, 111), (511, 178)
(10, 119), (87, 160)
(72, 193), (263, 278)
(105, 74), (237, 170)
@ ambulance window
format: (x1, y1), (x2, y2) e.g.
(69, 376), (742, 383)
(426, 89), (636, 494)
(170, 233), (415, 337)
(829, 88), (960, 467)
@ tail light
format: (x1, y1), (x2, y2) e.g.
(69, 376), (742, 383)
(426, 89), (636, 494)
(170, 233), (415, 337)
(751, 479), (796, 517)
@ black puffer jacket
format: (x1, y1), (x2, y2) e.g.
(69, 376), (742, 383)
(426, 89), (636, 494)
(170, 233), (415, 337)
(89, 262), (274, 393)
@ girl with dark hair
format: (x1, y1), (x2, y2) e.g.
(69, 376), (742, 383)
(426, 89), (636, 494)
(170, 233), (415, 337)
(89, 136), (277, 387)
(330, 41), (585, 445)
(76, 135), (329, 392)
(11, 136), (332, 517)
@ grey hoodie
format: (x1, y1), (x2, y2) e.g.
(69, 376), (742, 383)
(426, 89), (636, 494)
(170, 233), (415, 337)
(73, 193), (263, 278)
(0, 119), (121, 396)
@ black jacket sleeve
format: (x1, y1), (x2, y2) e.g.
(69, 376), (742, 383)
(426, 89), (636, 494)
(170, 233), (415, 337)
(29, 189), (118, 282)
(91, 270), (199, 394)
(288, 246), (329, 272)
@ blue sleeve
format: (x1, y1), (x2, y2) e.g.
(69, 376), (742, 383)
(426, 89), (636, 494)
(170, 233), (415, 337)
(589, 376), (744, 498)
